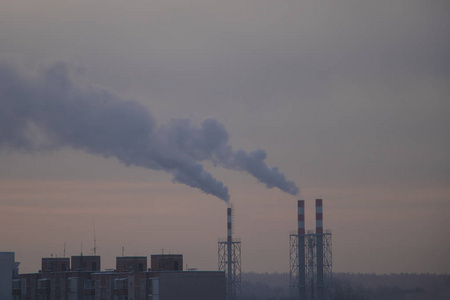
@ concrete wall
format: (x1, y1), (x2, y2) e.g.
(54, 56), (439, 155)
(158, 271), (226, 300)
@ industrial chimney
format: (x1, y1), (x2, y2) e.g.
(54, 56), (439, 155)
(289, 199), (332, 300)
(218, 205), (241, 300)
(227, 207), (232, 298)
(298, 200), (306, 300)
(316, 199), (324, 300)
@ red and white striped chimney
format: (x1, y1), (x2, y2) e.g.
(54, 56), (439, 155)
(316, 199), (323, 234)
(298, 200), (305, 235)
(227, 207), (232, 243)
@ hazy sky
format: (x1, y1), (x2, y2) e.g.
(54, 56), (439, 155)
(1, 0), (449, 274)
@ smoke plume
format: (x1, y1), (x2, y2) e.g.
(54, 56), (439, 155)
(0, 61), (299, 202)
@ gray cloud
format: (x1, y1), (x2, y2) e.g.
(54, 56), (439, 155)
(0, 61), (299, 201)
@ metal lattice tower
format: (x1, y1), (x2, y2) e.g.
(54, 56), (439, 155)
(289, 199), (333, 300)
(305, 232), (317, 300)
(322, 232), (333, 299)
(218, 206), (241, 300)
(289, 233), (300, 298)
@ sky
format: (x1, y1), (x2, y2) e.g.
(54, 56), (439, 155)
(0, 0), (449, 274)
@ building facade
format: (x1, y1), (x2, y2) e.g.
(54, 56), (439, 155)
(71, 256), (101, 272)
(0, 252), (20, 300)
(150, 255), (182, 272)
(42, 258), (70, 273)
(10, 254), (225, 300)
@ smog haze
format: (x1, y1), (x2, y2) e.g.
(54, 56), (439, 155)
(0, 0), (449, 275)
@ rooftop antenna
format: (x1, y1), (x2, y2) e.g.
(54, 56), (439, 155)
(81, 241), (83, 256)
(122, 245), (124, 256)
(63, 242), (66, 258)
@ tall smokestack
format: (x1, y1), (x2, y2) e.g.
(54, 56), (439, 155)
(227, 206), (232, 300)
(219, 205), (240, 300)
(316, 199), (324, 300)
(298, 200), (305, 235)
(227, 207), (232, 243)
(316, 199), (323, 234)
(298, 200), (306, 300)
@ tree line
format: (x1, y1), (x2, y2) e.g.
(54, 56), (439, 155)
(238, 272), (450, 300)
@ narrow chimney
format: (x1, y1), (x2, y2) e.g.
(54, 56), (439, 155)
(298, 200), (305, 235)
(227, 207), (232, 243)
(316, 199), (324, 300)
(227, 206), (233, 299)
(315, 199), (323, 234)
(298, 200), (306, 300)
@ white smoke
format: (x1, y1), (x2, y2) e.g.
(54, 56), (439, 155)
(0, 61), (299, 202)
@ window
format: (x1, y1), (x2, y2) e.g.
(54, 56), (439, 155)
(113, 279), (128, 290)
(12, 279), (21, 289)
(38, 279), (50, 289)
(84, 280), (95, 290)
